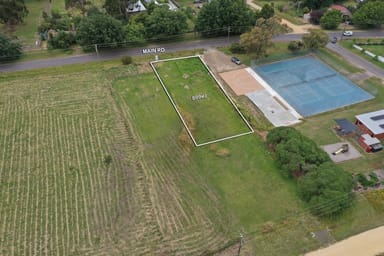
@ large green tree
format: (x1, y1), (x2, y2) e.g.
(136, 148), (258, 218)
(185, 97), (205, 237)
(77, 13), (124, 50)
(0, 32), (23, 61)
(352, 1), (384, 27)
(240, 17), (289, 57)
(320, 9), (342, 29)
(144, 6), (187, 39)
(304, 0), (333, 9)
(104, 0), (137, 20)
(302, 29), (329, 49)
(298, 162), (355, 217)
(195, 0), (256, 37)
(0, 0), (28, 25)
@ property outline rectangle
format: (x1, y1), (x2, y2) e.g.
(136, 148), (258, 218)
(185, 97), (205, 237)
(150, 55), (253, 147)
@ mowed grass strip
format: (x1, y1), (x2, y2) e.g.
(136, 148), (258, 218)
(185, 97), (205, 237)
(152, 56), (251, 144)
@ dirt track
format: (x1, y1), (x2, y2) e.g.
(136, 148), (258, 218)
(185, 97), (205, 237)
(306, 226), (384, 256)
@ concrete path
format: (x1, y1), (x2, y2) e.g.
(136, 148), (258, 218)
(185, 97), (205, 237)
(246, 0), (316, 33)
(306, 226), (384, 256)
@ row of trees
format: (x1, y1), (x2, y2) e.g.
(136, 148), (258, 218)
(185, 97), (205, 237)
(267, 127), (355, 217)
(309, 0), (384, 29)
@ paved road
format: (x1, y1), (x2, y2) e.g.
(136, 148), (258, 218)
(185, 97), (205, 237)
(0, 37), (239, 72)
(327, 42), (384, 78)
(1, 31), (383, 75)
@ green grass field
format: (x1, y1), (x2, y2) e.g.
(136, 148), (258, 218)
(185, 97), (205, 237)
(1, 46), (384, 255)
(152, 56), (252, 145)
(0, 56), (322, 255)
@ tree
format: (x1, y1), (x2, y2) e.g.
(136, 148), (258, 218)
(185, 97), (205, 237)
(0, 32), (22, 61)
(304, 0), (333, 9)
(302, 29), (328, 49)
(124, 22), (146, 45)
(144, 6), (187, 39)
(320, 9), (342, 29)
(195, 0), (256, 37)
(298, 162), (355, 216)
(0, 0), (28, 25)
(77, 13), (124, 50)
(240, 17), (289, 57)
(309, 9), (324, 24)
(104, 0), (137, 20)
(352, 1), (384, 28)
(259, 3), (274, 19)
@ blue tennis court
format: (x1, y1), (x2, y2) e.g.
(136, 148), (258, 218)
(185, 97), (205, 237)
(253, 57), (374, 117)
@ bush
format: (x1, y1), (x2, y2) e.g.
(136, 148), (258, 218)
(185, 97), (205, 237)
(121, 56), (133, 65)
(229, 42), (246, 54)
(48, 31), (76, 49)
(287, 40), (303, 52)
(0, 32), (23, 61)
(357, 173), (375, 187)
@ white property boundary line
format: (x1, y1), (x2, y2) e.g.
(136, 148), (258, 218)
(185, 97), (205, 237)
(150, 55), (254, 147)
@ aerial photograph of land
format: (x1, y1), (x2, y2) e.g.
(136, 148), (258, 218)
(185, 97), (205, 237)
(0, 0), (383, 255)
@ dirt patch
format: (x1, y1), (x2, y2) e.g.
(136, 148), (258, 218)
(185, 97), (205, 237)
(202, 48), (243, 73)
(220, 68), (264, 95)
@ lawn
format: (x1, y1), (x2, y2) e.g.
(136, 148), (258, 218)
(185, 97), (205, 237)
(340, 40), (384, 69)
(13, 0), (46, 45)
(152, 56), (252, 145)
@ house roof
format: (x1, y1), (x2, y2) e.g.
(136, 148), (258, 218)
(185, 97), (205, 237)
(334, 118), (359, 134)
(356, 109), (384, 135)
(361, 134), (381, 145)
(329, 4), (351, 16)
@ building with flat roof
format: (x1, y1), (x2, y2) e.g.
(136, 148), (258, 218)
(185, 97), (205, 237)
(355, 109), (384, 140)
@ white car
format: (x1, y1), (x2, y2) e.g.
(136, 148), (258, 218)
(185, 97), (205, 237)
(343, 31), (353, 36)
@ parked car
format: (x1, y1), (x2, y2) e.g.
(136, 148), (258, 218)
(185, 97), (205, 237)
(343, 31), (353, 36)
(331, 37), (337, 44)
(231, 56), (241, 65)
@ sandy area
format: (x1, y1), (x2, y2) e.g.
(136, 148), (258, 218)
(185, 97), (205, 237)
(220, 69), (264, 95)
(202, 48), (242, 73)
(246, 0), (316, 34)
(306, 226), (384, 256)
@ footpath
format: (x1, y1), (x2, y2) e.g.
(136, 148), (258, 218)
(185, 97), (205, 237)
(306, 226), (384, 256)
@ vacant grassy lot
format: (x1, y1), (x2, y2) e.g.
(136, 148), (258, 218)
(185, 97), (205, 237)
(1, 54), (323, 255)
(152, 56), (252, 144)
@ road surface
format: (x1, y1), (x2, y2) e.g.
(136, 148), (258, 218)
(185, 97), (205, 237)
(0, 31), (383, 76)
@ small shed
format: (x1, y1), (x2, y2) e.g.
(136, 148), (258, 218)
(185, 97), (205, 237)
(355, 109), (384, 140)
(334, 118), (359, 137)
(359, 134), (383, 153)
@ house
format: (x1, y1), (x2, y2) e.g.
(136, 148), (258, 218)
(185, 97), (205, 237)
(328, 4), (351, 20)
(355, 109), (384, 140)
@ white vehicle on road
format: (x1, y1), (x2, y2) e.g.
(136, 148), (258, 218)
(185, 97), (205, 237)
(343, 31), (353, 36)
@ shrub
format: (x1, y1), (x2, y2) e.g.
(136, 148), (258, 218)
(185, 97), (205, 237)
(121, 56), (133, 65)
(48, 31), (76, 49)
(229, 42), (246, 54)
(287, 40), (303, 52)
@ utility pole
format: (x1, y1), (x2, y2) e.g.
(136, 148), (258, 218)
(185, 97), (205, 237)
(227, 26), (230, 42)
(237, 232), (244, 256)
(94, 44), (99, 58)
